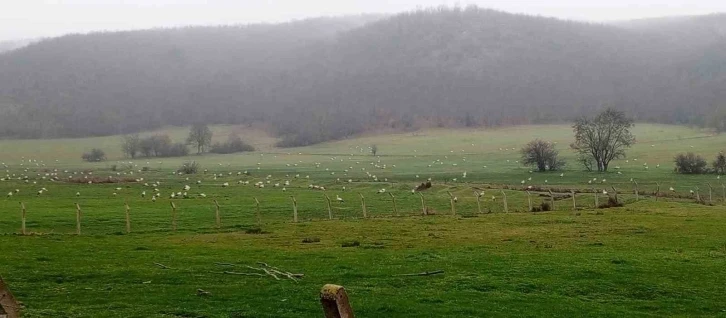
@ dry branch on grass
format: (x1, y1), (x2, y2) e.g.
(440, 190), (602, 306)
(395, 270), (444, 277)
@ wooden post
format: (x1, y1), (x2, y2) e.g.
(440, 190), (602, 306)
(358, 194), (367, 218)
(633, 181), (639, 201)
(655, 182), (660, 201)
(170, 202), (177, 232)
(0, 275), (20, 318)
(320, 284), (355, 318)
(722, 183), (726, 202)
(124, 202), (131, 234)
(611, 186), (619, 204)
(695, 188), (701, 202)
(324, 195), (333, 220)
(254, 198), (261, 226)
(214, 200), (221, 229)
(526, 191), (533, 212)
(19, 202), (26, 236)
(475, 192), (482, 214)
(571, 190), (576, 210)
(291, 196), (298, 223)
(418, 192), (427, 215)
(548, 190), (555, 210)
(75, 203), (82, 235)
(447, 191), (456, 216)
(707, 183), (713, 203)
(593, 188), (598, 208)
(501, 190), (508, 213)
(388, 192), (398, 216)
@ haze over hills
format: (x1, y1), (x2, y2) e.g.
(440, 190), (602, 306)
(1, 7), (725, 145)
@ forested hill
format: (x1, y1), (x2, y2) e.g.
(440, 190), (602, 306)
(1, 7), (725, 145)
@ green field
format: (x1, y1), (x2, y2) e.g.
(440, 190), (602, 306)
(1, 124), (725, 317)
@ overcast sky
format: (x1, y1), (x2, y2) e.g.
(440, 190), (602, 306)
(2, 0), (726, 42)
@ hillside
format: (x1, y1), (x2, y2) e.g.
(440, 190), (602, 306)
(1, 7), (725, 143)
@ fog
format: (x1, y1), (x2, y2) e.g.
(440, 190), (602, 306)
(2, 0), (726, 41)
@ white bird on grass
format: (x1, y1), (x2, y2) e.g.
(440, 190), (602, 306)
(336, 195), (344, 203)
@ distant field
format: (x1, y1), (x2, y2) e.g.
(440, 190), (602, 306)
(0, 123), (725, 317)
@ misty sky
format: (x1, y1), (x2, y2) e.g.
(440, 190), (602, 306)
(2, 0), (726, 41)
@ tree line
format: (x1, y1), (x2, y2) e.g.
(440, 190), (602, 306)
(84, 124), (253, 161)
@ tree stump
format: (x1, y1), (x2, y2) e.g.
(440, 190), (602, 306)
(320, 284), (354, 318)
(0, 276), (20, 318)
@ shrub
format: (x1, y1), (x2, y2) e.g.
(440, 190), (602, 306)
(82, 148), (106, 162)
(209, 134), (255, 154)
(177, 161), (200, 174)
(540, 201), (552, 211)
(161, 142), (189, 157)
(674, 152), (709, 174)
(521, 139), (565, 172)
(598, 196), (624, 209)
(713, 152), (726, 175)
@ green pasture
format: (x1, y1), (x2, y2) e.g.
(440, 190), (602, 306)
(0, 124), (725, 317)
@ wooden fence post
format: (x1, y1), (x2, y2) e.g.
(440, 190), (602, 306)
(571, 190), (576, 210)
(0, 275), (20, 318)
(320, 284), (355, 318)
(170, 202), (177, 232)
(707, 183), (713, 203)
(722, 183), (725, 202)
(695, 187), (701, 202)
(75, 203), (82, 235)
(214, 200), (221, 229)
(19, 203), (26, 236)
(254, 198), (261, 226)
(475, 192), (482, 214)
(501, 190), (508, 213)
(324, 195), (333, 220)
(633, 181), (639, 201)
(359, 194), (367, 219)
(124, 202), (131, 234)
(593, 188), (598, 208)
(654, 182), (660, 201)
(447, 191), (456, 216)
(526, 191), (533, 212)
(388, 192), (398, 216)
(418, 192), (427, 215)
(611, 186), (619, 204)
(291, 196), (298, 223)
(548, 190), (555, 210)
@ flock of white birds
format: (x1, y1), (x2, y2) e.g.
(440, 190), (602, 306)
(2, 144), (724, 205)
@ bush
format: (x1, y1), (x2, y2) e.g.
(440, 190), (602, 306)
(161, 142), (189, 157)
(674, 152), (709, 174)
(177, 161), (200, 174)
(209, 134), (255, 154)
(82, 148), (106, 162)
(713, 152), (726, 175)
(598, 196), (624, 209)
(540, 201), (552, 211)
(521, 139), (565, 172)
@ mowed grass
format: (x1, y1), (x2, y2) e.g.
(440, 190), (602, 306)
(0, 123), (726, 317)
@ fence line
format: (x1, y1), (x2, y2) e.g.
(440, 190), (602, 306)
(10, 186), (722, 235)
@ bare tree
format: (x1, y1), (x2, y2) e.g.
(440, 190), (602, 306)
(121, 134), (140, 158)
(572, 108), (635, 172)
(187, 124), (213, 154)
(521, 139), (565, 172)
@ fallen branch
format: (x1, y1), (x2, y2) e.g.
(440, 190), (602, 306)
(154, 262), (172, 270)
(395, 270), (444, 277)
(213, 262), (236, 267)
(212, 271), (265, 277)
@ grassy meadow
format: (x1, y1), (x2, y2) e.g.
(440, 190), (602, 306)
(0, 123), (725, 317)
